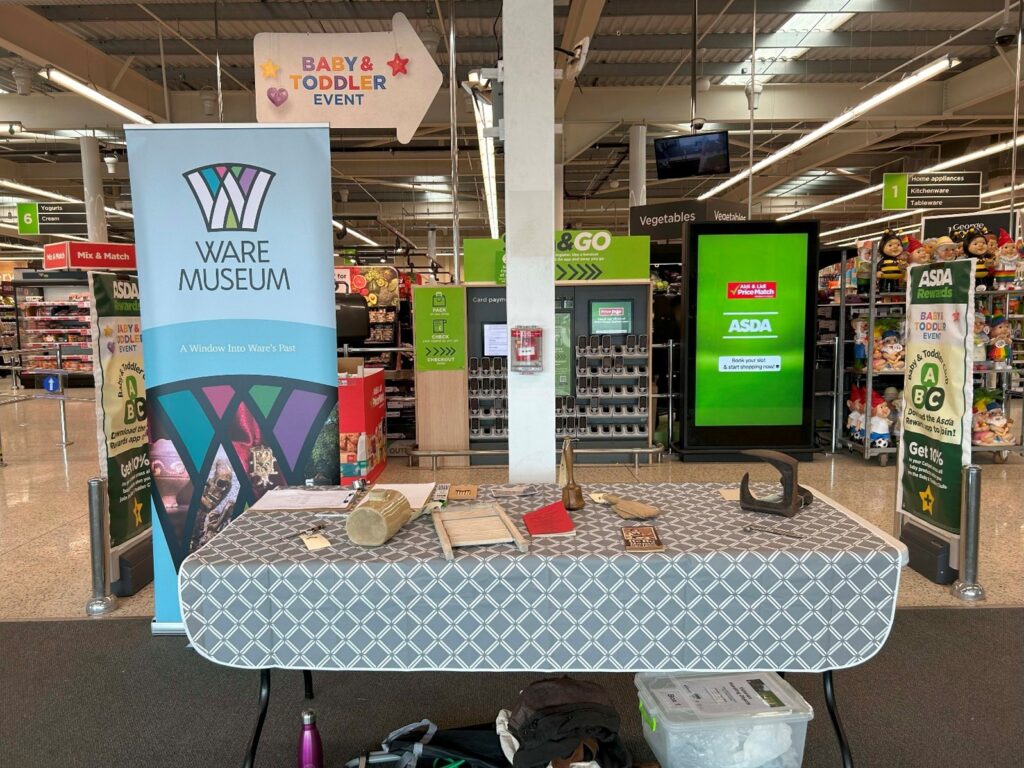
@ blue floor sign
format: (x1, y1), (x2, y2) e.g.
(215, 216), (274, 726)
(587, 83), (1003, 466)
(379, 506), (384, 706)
(42, 375), (60, 393)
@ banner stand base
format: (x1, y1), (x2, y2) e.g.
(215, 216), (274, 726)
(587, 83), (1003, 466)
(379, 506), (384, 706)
(151, 621), (185, 636)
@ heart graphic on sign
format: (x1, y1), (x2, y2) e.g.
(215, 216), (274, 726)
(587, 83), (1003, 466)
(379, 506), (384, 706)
(266, 87), (288, 107)
(107, 341), (115, 354)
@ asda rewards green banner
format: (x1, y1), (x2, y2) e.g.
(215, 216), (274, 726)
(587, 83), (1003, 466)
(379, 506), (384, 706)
(88, 272), (151, 548)
(413, 285), (466, 371)
(897, 260), (974, 535)
(463, 231), (650, 283)
(126, 125), (340, 626)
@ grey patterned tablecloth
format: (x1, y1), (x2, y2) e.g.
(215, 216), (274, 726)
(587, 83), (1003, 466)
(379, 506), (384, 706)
(179, 483), (907, 673)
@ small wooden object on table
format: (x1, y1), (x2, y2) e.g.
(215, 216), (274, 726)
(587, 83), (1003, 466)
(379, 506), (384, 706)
(448, 484), (478, 501)
(432, 503), (529, 561)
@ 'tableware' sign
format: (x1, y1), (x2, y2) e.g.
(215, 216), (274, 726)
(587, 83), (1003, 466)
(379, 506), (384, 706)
(728, 282), (777, 299)
(253, 13), (442, 143)
(43, 241), (136, 271)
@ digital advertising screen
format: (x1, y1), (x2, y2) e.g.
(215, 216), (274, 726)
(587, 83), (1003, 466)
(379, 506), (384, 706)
(590, 300), (633, 335)
(654, 131), (730, 180)
(684, 222), (817, 452)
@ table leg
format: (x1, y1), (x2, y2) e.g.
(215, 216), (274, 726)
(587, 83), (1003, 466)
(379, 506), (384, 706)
(303, 669), (314, 700)
(823, 669), (854, 768)
(243, 668), (271, 768)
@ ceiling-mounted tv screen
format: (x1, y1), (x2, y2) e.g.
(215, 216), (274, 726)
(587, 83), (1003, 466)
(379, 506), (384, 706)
(654, 131), (730, 180)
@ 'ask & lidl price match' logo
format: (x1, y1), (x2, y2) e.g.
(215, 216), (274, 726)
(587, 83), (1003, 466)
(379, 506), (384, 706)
(183, 163), (275, 232)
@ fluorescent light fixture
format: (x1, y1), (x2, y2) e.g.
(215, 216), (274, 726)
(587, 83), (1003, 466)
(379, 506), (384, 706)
(0, 178), (133, 220)
(0, 242), (45, 252)
(824, 223), (919, 248)
(702, 55), (959, 200)
(39, 68), (154, 125)
(468, 90), (499, 239)
(332, 219), (379, 247)
(781, 134), (1024, 220)
(819, 210), (918, 238)
(980, 182), (1024, 199)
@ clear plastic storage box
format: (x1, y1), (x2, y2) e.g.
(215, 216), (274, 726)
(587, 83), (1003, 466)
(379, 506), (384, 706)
(635, 671), (813, 768)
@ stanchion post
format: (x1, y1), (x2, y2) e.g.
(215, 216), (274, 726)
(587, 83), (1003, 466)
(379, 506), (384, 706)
(951, 464), (985, 602)
(56, 345), (73, 446)
(666, 340), (675, 449)
(85, 477), (119, 616)
(0, 418), (6, 467)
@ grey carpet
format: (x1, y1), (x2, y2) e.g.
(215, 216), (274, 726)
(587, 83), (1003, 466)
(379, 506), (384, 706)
(1, 608), (1022, 768)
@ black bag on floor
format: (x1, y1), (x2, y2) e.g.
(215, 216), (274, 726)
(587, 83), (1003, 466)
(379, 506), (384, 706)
(344, 719), (508, 768)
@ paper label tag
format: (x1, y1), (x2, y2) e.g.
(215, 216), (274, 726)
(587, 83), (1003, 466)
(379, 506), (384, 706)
(652, 675), (788, 719)
(301, 533), (332, 551)
(718, 488), (740, 501)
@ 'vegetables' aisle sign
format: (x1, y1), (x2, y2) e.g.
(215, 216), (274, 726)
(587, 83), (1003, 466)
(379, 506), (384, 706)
(254, 13), (442, 144)
(125, 124), (341, 627)
(897, 260), (974, 537)
(88, 272), (151, 548)
(464, 231), (651, 283)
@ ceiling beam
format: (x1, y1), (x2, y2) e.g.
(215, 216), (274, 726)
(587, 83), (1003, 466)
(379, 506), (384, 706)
(37, 1), (1013, 23)
(0, 6), (166, 122)
(556, 0), (606, 120)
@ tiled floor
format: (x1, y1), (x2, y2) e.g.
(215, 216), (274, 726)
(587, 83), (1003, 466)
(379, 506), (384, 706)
(1, 390), (1021, 619)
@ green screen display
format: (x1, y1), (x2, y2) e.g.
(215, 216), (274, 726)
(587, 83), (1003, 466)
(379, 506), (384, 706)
(591, 301), (632, 334)
(694, 233), (808, 427)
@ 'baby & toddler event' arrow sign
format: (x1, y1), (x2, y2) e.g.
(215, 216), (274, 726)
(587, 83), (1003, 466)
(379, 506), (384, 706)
(253, 13), (442, 143)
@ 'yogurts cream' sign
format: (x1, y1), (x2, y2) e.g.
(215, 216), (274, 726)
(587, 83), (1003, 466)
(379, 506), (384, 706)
(254, 13), (443, 143)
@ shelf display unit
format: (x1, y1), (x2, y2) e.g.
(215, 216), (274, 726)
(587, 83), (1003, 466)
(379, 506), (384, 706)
(971, 288), (1024, 463)
(13, 270), (94, 386)
(465, 284), (653, 464)
(0, 279), (15, 369)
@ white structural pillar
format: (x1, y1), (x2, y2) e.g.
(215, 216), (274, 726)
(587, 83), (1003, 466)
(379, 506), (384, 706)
(554, 163), (564, 230)
(504, 0), (555, 482)
(628, 124), (647, 208)
(80, 136), (108, 242)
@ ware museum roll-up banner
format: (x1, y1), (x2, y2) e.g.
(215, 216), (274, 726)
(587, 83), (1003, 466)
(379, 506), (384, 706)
(88, 272), (151, 548)
(897, 260), (974, 548)
(126, 125), (339, 627)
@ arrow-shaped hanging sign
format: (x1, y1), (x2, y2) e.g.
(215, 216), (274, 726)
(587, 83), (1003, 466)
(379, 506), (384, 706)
(253, 13), (442, 143)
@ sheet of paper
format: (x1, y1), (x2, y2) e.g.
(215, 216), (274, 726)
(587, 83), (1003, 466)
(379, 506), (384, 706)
(718, 487), (740, 501)
(373, 482), (437, 510)
(248, 487), (357, 511)
(300, 533), (332, 551)
(652, 674), (787, 719)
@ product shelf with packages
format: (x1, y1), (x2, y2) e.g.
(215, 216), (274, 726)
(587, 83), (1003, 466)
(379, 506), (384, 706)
(12, 270), (94, 385)
(0, 279), (15, 367)
(970, 287), (1024, 463)
(465, 284), (653, 464)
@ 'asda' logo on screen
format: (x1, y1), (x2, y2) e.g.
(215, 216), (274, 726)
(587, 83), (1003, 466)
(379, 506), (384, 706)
(728, 281), (776, 299)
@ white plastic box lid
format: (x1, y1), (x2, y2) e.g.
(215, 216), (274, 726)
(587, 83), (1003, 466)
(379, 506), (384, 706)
(635, 672), (813, 731)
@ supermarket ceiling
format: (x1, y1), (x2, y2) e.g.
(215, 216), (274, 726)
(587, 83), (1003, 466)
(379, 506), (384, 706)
(0, 0), (1020, 251)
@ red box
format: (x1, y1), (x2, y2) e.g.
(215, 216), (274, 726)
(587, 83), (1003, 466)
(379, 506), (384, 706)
(43, 241), (136, 271)
(337, 365), (387, 485)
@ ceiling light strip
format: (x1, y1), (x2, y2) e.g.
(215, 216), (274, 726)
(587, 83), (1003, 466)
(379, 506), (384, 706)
(333, 219), (380, 247)
(700, 55), (959, 201)
(39, 68), (154, 125)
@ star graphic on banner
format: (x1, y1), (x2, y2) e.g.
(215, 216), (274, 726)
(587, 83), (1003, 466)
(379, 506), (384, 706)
(259, 59), (280, 79)
(919, 485), (936, 515)
(387, 53), (409, 75)
(131, 497), (143, 526)
(103, 326), (113, 336)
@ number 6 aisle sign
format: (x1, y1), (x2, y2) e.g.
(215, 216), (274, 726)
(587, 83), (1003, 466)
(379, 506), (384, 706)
(896, 260), (974, 538)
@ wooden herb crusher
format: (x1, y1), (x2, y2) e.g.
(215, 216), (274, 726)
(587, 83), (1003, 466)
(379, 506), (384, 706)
(561, 437), (585, 511)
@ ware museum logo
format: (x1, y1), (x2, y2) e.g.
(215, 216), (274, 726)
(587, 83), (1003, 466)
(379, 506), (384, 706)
(727, 281), (777, 299)
(183, 163), (276, 232)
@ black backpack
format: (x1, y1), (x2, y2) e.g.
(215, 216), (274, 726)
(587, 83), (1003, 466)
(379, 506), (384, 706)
(344, 720), (508, 768)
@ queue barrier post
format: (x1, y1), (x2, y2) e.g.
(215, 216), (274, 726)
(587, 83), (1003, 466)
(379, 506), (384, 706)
(951, 464), (985, 602)
(85, 476), (119, 617)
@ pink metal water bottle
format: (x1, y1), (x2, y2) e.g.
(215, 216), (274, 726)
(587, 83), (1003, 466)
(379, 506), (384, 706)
(298, 709), (323, 768)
